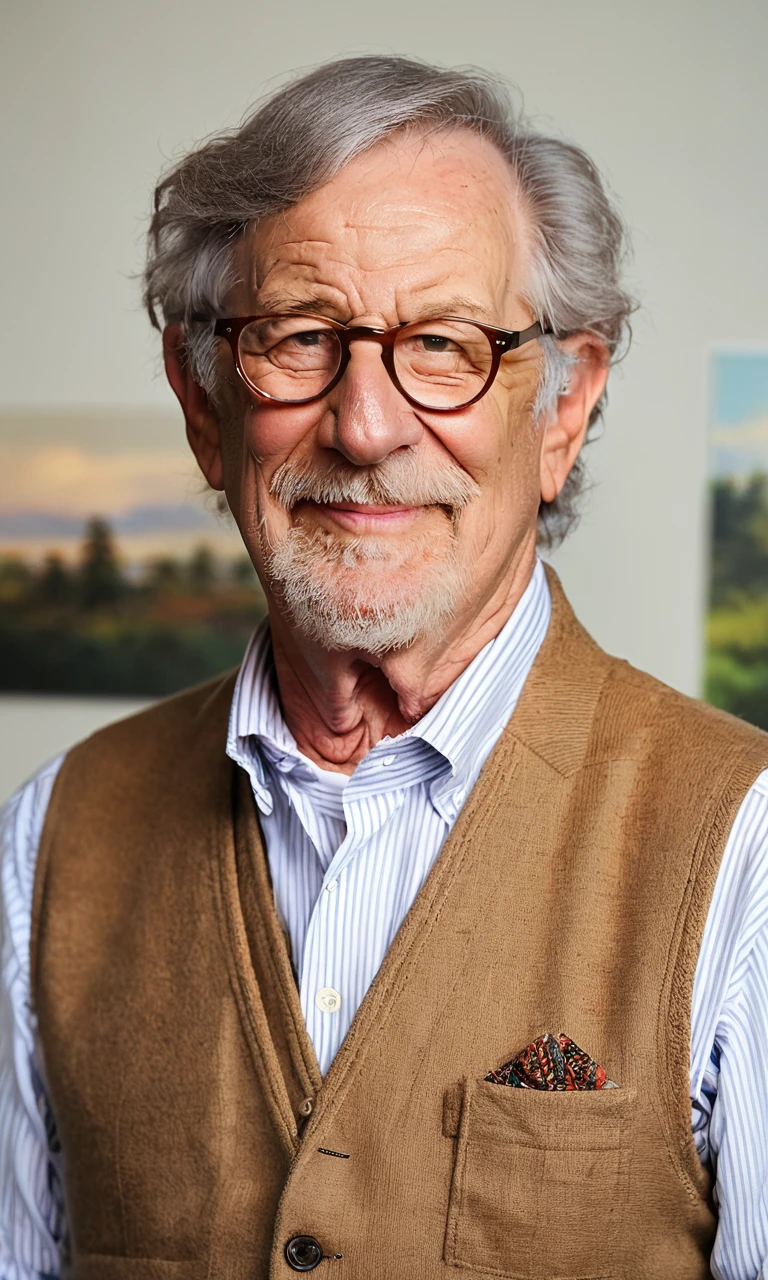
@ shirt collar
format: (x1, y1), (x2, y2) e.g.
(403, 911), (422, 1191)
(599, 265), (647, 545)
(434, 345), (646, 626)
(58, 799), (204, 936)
(226, 622), (289, 814)
(407, 557), (551, 803)
(227, 558), (551, 814)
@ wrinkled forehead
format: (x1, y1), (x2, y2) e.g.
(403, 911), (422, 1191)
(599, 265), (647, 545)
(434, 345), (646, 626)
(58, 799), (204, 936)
(234, 129), (534, 319)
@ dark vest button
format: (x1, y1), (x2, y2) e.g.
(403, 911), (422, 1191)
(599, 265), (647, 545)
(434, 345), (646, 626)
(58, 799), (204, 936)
(285, 1236), (324, 1271)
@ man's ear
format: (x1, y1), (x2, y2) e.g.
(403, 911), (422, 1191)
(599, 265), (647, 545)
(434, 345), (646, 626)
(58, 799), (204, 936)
(163, 325), (225, 490)
(539, 334), (610, 506)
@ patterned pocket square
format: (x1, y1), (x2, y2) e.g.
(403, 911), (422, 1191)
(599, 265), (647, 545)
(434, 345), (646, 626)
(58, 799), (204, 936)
(484, 1031), (618, 1090)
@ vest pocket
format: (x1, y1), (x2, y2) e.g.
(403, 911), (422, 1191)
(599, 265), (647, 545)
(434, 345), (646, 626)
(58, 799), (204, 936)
(443, 1077), (634, 1279)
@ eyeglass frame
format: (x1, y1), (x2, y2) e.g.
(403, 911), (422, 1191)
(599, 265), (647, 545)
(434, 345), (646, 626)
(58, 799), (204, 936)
(211, 313), (553, 412)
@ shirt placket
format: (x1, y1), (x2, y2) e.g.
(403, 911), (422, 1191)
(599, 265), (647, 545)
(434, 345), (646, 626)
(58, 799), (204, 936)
(299, 780), (407, 1075)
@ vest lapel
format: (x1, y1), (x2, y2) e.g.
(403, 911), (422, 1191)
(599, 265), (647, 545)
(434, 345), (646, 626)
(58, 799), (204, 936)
(233, 769), (322, 1103)
(508, 564), (611, 775)
(211, 760), (313, 1158)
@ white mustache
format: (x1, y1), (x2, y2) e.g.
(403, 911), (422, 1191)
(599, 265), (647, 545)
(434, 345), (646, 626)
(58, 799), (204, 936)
(269, 449), (480, 515)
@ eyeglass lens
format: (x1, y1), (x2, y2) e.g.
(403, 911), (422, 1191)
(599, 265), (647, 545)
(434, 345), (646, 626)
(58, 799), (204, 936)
(237, 316), (495, 409)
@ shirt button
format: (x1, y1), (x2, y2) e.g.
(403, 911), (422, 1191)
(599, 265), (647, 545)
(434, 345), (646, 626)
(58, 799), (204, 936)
(325, 879), (338, 893)
(298, 1097), (313, 1117)
(315, 987), (342, 1013)
(382, 754), (397, 766)
(285, 1235), (323, 1271)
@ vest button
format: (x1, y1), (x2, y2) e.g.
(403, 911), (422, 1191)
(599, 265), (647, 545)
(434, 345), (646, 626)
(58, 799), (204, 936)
(285, 1236), (323, 1271)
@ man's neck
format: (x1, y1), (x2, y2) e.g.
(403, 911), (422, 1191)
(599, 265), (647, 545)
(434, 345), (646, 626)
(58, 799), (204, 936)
(267, 546), (538, 774)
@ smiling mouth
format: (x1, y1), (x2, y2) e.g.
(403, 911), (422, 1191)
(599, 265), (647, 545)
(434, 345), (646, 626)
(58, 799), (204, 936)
(296, 499), (429, 531)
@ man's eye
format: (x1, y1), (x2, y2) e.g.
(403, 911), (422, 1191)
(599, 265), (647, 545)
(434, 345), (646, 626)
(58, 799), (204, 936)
(419, 334), (451, 352)
(292, 331), (323, 347)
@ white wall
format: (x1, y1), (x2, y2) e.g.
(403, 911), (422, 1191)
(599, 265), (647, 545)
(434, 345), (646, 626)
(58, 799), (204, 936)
(1, 0), (767, 801)
(0, 696), (150, 801)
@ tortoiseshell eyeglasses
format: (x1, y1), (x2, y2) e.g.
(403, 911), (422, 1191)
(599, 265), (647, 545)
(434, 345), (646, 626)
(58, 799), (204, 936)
(212, 313), (552, 412)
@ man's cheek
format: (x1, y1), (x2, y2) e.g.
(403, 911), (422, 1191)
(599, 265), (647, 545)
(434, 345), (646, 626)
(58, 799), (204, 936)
(246, 404), (323, 461)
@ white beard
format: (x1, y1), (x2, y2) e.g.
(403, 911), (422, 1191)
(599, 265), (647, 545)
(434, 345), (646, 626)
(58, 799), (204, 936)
(265, 521), (471, 655)
(260, 448), (479, 655)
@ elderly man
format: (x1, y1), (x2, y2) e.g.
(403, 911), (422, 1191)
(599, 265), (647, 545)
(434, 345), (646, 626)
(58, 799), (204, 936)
(1, 55), (767, 1280)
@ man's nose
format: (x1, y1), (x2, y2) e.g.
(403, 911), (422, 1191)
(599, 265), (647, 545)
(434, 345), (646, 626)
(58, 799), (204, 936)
(318, 339), (423, 465)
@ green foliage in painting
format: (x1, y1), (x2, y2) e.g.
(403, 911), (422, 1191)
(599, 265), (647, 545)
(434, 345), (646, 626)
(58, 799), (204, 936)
(0, 519), (266, 696)
(706, 475), (768, 730)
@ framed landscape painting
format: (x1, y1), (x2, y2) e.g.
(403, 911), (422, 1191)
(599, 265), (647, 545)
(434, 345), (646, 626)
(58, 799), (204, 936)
(0, 409), (266, 696)
(706, 348), (768, 730)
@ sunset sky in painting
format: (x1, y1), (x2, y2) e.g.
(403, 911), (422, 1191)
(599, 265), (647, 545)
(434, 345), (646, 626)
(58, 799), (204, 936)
(0, 409), (242, 564)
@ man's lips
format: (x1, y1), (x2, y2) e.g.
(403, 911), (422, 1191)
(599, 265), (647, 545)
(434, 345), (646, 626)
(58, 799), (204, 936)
(296, 499), (427, 532)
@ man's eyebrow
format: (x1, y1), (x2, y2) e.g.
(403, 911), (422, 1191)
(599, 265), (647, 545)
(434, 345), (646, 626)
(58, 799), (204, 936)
(406, 297), (491, 322)
(253, 295), (348, 319)
(249, 294), (493, 322)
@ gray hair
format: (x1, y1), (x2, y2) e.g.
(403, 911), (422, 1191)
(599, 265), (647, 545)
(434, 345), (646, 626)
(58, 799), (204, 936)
(144, 55), (635, 548)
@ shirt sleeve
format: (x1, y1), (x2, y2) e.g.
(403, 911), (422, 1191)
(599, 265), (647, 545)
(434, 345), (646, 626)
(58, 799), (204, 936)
(0, 758), (66, 1280)
(691, 767), (768, 1280)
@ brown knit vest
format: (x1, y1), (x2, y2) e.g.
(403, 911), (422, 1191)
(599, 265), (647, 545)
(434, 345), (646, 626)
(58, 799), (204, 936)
(31, 571), (768, 1279)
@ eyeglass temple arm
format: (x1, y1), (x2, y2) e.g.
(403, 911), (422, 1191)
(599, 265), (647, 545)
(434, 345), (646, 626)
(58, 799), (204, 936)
(494, 320), (553, 351)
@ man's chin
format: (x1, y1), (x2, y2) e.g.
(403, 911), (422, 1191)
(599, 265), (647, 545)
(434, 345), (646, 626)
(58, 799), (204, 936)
(282, 574), (459, 656)
(264, 524), (469, 656)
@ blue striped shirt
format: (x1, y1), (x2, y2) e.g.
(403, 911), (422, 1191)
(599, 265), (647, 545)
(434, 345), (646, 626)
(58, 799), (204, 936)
(1, 559), (767, 1278)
